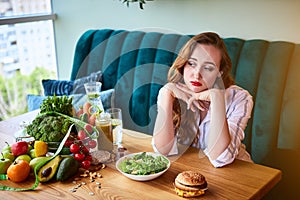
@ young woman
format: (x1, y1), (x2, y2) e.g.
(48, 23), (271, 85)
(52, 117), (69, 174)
(152, 32), (253, 167)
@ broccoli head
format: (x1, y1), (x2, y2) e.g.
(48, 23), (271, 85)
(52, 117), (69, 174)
(26, 114), (72, 142)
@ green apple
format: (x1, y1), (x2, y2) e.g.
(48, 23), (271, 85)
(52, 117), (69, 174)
(0, 153), (12, 174)
(0, 150), (15, 162)
(29, 149), (36, 159)
(15, 154), (31, 163)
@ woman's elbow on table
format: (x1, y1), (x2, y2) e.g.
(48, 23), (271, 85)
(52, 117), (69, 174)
(152, 136), (178, 156)
(204, 148), (235, 168)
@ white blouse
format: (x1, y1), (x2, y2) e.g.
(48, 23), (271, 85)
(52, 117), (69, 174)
(152, 85), (254, 168)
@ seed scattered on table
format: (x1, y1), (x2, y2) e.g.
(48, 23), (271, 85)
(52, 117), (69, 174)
(74, 184), (81, 189)
(69, 188), (76, 192)
(70, 164), (105, 194)
(89, 192), (95, 196)
(80, 173), (88, 178)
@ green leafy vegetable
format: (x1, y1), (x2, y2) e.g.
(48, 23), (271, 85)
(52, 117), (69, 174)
(118, 152), (169, 175)
(40, 95), (73, 116)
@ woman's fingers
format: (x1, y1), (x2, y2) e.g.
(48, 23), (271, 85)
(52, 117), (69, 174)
(188, 98), (205, 111)
(165, 83), (192, 103)
(166, 82), (212, 112)
(176, 83), (211, 111)
(176, 82), (193, 95)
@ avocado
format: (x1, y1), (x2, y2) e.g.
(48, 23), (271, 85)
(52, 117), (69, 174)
(38, 155), (63, 182)
(56, 156), (79, 181)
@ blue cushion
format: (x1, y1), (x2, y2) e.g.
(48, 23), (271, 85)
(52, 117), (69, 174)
(42, 79), (74, 96)
(27, 88), (114, 112)
(42, 71), (102, 96)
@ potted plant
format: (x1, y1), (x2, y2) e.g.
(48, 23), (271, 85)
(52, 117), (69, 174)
(120, 0), (154, 9)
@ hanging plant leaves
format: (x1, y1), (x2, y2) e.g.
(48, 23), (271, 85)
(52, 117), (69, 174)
(120, 0), (153, 10)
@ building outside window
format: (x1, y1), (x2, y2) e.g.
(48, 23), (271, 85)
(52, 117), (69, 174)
(0, 0), (57, 120)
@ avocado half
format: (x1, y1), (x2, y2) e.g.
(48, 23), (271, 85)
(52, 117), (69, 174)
(38, 155), (63, 182)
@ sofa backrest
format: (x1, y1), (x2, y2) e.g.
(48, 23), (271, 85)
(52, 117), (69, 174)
(71, 29), (300, 199)
(71, 29), (191, 134)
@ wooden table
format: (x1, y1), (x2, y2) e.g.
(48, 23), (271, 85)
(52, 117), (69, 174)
(0, 111), (282, 200)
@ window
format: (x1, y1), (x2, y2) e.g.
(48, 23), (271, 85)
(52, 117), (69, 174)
(0, 0), (57, 120)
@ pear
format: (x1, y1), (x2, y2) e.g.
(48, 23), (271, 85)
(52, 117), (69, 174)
(15, 154), (31, 163)
(29, 156), (51, 172)
(1, 142), (11, 152)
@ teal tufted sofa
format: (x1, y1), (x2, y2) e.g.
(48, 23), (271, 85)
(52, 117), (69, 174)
(70, 29), (300, 199)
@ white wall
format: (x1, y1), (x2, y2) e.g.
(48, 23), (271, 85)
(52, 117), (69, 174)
(52, 0), (300, 79)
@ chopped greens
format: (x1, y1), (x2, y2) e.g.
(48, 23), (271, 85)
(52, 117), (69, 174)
(118, 152), (169, 175)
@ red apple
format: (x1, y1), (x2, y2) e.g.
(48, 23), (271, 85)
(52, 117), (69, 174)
(11, 141), (28, 156)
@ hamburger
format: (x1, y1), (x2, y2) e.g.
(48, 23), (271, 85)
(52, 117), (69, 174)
(174, 171), (208, 197)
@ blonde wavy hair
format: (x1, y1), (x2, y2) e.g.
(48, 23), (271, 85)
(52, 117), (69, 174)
(167, 32), (235, 131)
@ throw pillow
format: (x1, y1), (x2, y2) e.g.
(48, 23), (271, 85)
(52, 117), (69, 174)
(42, 79), (74, 96)
(42, 71), (102, 96)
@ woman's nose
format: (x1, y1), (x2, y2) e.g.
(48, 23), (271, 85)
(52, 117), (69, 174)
(194, 67), (202, 79)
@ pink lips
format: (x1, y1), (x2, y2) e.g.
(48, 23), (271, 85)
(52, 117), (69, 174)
(191, 81), (202, 87)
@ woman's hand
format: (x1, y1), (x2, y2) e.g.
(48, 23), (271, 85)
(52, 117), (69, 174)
(165, 83), (204, 111)
(176, 83), (222, 111)
(163, 82), (191, 102)
(163, 83), (201, 111)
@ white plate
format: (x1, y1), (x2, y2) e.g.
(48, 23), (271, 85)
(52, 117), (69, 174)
(116, 152), (170, 181)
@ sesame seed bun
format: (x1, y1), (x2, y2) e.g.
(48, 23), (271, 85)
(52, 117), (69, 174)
(174, 171), (207, 197)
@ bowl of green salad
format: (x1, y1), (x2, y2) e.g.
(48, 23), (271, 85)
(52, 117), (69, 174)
(116, 152), (170, 181)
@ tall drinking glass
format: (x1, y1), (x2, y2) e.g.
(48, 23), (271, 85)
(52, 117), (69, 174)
(106, 108), (123, 146)
(84, 82), (104, 112)
(95, 112), (113, 151)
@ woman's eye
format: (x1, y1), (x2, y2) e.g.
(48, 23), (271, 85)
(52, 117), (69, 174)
(204, 65), (215, 71)
(187, 61), (196, 67)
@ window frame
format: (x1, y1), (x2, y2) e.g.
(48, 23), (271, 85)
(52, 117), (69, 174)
(0, 13), (56, 25)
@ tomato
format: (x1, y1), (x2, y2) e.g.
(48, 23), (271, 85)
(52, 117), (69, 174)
(81, 160), (91, 170)
(74, 153), (85, 162)
(70, 143), (80, 154)
(77, 130), (87, 140)
(88, 139), (97, 149)
(84, 124), (93, 134)
(81, 145), (90, 154)
(64, 139), (73, 147)
(85, 154), (92, 161)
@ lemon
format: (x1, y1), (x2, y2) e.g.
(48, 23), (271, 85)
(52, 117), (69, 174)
(34, 141), (48, 157)
(111, 119), (122, 126)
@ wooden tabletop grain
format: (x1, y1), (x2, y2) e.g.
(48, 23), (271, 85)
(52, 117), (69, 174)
(0, 111), (281, 200)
